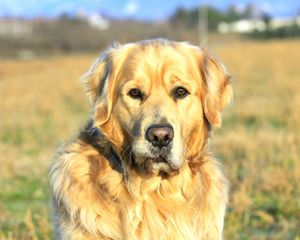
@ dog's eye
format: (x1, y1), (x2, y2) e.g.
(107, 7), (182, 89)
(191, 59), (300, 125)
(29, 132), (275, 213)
(173, 87), (189, 99)
(128, 88), (143, 99)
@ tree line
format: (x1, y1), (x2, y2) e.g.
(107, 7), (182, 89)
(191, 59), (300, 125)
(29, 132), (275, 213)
(170, 4), (261, 31)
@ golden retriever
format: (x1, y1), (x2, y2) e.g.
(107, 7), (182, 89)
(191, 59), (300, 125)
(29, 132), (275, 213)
(50, 38), (233, 240)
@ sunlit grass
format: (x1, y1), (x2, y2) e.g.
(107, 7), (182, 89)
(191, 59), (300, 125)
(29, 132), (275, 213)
(215, 39), (300, 239)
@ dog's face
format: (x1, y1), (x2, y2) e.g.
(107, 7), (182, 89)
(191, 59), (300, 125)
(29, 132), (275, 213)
(83, 40), (232, 176)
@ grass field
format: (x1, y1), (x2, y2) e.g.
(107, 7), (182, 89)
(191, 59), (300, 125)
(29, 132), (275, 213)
(0, 39), (300, 239)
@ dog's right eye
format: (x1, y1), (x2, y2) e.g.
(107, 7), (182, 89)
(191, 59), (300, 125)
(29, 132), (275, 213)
(128, 88), (143, 100)
(173, 86), (189, 99)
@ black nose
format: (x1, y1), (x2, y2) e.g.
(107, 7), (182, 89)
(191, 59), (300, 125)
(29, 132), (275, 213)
(146, 124), (174, 148)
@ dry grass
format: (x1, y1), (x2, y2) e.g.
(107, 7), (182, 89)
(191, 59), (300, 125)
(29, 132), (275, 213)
(0, 40), (299, 239)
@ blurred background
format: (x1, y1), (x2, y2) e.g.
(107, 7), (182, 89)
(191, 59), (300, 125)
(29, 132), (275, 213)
(0, 0), (300, 239)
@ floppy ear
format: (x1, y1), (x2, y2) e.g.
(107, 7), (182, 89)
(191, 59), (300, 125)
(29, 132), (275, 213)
(81, 54), (110, 103)
(201, 51), (233, 127)
(81, 47), (124, 146)
(81, 48), (116, 125)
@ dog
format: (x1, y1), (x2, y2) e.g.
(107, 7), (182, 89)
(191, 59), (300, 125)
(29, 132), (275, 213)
(50, 38), (233, 240)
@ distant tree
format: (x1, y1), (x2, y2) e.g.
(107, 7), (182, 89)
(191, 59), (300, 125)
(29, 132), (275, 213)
(225, 5), (242, 22)
(262, 12), (272, 25)
(205, 6), (226, 30)
(242, 4), (256, 19)
(169, 5), (225, 31)
(59, 12), (71, 20)
(170, 7), (189, 28)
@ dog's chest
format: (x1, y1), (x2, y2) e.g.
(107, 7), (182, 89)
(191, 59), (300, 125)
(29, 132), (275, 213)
(114, 192), (202, 240)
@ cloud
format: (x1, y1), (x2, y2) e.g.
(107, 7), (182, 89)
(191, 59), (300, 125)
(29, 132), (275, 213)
(123, 0), (138, 15)
(257, 1), (273, 13)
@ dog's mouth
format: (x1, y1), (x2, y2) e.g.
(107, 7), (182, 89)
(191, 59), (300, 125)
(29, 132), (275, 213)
(132, 154), (178, 177)
(129, 141), (183, 177)
(150, 156), (167, 164)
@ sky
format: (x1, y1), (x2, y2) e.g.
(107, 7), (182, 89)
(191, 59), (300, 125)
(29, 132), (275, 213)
(0, 0), (299, 21)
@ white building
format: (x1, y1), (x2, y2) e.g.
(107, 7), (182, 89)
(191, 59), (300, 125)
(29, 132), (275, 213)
(87, 14), (110, 30)
(75, 11), (110, 30)
(218, 16), (300, 33)
(0, 19), (33, 38)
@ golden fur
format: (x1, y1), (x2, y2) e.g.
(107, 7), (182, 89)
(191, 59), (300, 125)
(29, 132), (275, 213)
(50, 39), (233, 240)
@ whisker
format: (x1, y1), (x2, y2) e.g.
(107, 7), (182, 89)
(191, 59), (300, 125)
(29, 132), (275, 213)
(123, 125), (135, 139)
(120, 144), (133, 160)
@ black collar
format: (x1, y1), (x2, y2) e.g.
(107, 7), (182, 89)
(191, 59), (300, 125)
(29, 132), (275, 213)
(108, 147), (123, 173)
(80, 123), (123, 174)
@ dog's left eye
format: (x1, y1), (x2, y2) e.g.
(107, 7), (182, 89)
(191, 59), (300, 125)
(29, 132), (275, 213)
(173, 87), (189, 99)
(128, 88), (143, 100)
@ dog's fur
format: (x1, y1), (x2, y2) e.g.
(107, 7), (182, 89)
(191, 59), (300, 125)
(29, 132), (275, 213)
(50, 39), (233, 240)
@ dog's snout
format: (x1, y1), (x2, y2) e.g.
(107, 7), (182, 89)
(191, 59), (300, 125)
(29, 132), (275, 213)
(146, 125), (174, 148)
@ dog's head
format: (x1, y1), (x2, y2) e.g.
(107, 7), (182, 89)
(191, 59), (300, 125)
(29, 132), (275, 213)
(82, 39), (232, 176)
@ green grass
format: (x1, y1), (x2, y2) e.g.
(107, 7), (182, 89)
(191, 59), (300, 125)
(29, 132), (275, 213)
(0, 176), (53, 239)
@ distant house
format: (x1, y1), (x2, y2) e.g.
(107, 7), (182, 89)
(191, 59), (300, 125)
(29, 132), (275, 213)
(87, 14), (110, 30)
(218, 16), (300, 33)
(0, 18), (33, 37)
(270, 16), (300, 29)
(75, 11), (110, 30)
